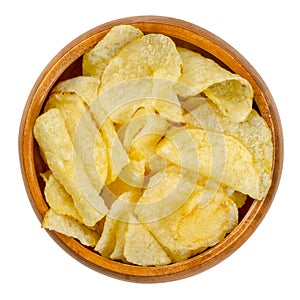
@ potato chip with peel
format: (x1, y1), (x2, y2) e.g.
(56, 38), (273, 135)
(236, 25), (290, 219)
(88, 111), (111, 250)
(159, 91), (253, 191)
(100, 34), (182, 92)
(45, 91), (108, 193)
(94, 192), (138, 258)
(42, 209), (100, 247)
(41, 172), (82, 222)
(83, 25), (144, 78)
(34, 108), (107, 226)
(184, 99), (273, 199)
(51, 76), (100, 104)
(156, 127), (262, 199)
(124, 214), (171, 266)
(175, 47), (253, 122)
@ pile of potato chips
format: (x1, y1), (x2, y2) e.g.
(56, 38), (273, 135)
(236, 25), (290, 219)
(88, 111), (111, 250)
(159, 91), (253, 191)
(34, 25), (273, 266)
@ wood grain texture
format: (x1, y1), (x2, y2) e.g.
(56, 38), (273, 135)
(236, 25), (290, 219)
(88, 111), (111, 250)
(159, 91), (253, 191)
(19, 16), (283, 283)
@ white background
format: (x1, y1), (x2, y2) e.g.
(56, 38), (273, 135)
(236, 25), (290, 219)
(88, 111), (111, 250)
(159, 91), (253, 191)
(1, 0), (299, 299)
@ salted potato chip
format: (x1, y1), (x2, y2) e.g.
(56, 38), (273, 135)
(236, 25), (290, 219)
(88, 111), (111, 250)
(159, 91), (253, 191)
(41, 172), (82, 221)
(45, 90), (108, 193)
(120, 112), (169, 161)
(135, 164), (197, 224)
(124, 214), (171, 266)
(51, 76), (100, 104)
(136, 175), (237, 262)
(86, 97), (129, 184)
(42, 209), (100, 247)
(184, 98), (273, 199)
(100, 34), (182, 92)
(175, 48), (253, 122)
(93, 78), (184, 125)
(34, 108), (107, 226)
(83, 25), (144, 78)
(156, 127), (263, 199)
(94, 192), (138, 258)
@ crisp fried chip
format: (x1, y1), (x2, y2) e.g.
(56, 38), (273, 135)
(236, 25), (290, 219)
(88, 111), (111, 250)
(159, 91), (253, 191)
(41, 172), (82, 221)
(184, 98), (273, 199)
(124, 214), (171, 266)
(120, 112), (169, 161)
(156, 127), (263, 199)
(42, 209), (100, 247)
(92, 78), (184, 125)
(45, 91), (108, 192)
(83, 25), (144, 78)
(51, 76), (100, 104)
(136, 176), (237, 262)
(94, 192), (139, 259)
(100, 34), (182, 92)
(175, 48), (253, 122)
(34, 109), (107, 226)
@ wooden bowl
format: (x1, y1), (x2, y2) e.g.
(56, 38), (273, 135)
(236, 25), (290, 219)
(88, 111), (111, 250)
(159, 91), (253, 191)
(19, 16), (283, 283)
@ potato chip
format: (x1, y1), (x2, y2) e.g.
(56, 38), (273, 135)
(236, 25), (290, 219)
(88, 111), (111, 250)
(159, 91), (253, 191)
(83, 25), (144, 78)
(34, 108), (107, 226)
(184, 98), (273, 199)
(45, 91), (108, 193)
(100, 34), (182, 92)
(86, 97), (129, 184)
(124, 214), (171, 266)
(93, 78), (184, 125)
(175, 48), (253, 122)
(135, 164), (198, 224)
(51, 76), (100, 104)
(94, 192), (138, 256)
(120, 112), (170, 161)
(41, 172), (82, 222)
(156, 127), (263, 199)
(136, 175), (237, 262)
(42, 209), (100, 247)
(175, 189), (238, 249)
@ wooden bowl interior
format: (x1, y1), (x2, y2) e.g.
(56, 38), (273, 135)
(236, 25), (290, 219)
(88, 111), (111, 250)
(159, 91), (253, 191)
(20, 16), (283, 283)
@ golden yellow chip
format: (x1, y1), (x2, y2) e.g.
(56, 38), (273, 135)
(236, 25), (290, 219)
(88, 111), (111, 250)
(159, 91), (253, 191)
(45, 90), (108, 193)
(135, 173), (237, 262)
(100, 34), (182, 92)
(34, 108), (108, 226)
(83, 25), (144, 78)
(94, 192), (137, 257)
(175, 47), (253, 122)
(41, 172), (82, 222)
(184, 98), (273, 199)
(156, 127), (263, 199)
(42, 209), (100, 247)
(51, 76), (100, 104)
(124, 214), (171, 266)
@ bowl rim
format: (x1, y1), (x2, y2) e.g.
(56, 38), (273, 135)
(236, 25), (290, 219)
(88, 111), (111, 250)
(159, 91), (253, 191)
(19, 15), (283, 283)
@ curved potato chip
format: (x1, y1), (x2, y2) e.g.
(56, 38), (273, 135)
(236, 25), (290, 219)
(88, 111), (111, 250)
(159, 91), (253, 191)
(41, 172), (82, 222)
(156, 127), (263, 199)
(100, 34), (182, 92)
(136, 178), (237, 262)
(51, 76), (100, 104)
(45, 90), (108, 192)
(184, 98), (273, 199)
(175, 47), (253, 122)
(94, 77), (184, 124)
(124, 214), (171, 266)
(34, 109), (107, 226)
(42, 209), (100, 247)
(94, 192), (138, 258)
(82, 25), (144, 78)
